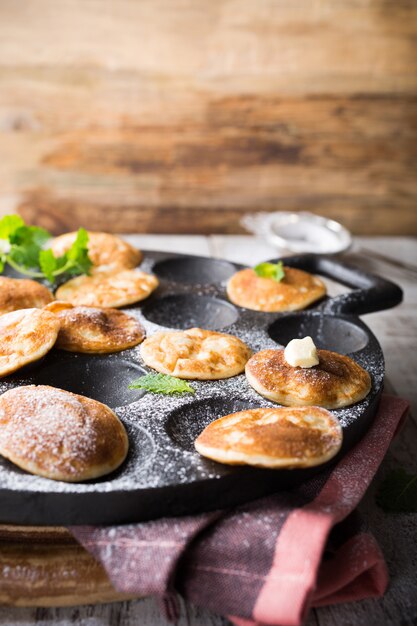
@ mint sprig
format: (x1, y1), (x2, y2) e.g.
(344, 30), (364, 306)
(254, 261), (285, 282)
(39, 227), (92, 282)
(129, 373), (195, 395)
(376, 468), (417, 513)
(0, 215), (92, 284)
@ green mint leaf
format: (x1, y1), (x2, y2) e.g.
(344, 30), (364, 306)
(376, 468), (417, 513)
(0, 217), (50, 275)
(8, 243), (42, 269)
(0, 216), (92, 282)
(39, 249), (58, 283)
(254, 261), (285, 282)
(55, 254), (70, 272)
(73, 227), (89, 250)
(128, 373), (195, 395)
(12, 225), (51, 247)
(0, 215), (25, 240)
(0, 215), (93, 284)
(65, 228), (92, 275)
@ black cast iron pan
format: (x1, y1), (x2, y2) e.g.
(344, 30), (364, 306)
(0, 252), (402, 525)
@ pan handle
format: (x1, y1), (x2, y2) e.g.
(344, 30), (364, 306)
(265, 254), (403, 316)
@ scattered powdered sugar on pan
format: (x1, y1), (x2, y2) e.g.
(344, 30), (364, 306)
(0, 251), (385, 518)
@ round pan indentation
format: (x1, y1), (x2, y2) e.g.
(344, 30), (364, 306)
(268, 313), (369, 354)
(153, 256), (236, 285)
(142, 294), (238, 330)
(165, 397), (261, 452)
(90, 422), (156, 484)
(32, 354), (147, 408)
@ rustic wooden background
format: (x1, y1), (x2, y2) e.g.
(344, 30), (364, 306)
(0, 0), (416, 235)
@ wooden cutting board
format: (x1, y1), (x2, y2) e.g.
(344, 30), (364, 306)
(0, 525), (134, 607)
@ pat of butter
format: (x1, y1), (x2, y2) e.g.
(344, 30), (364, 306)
(284, 336), (319, 368)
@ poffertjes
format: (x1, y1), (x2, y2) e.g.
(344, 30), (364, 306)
(0, 308), (60, 378)
(45, 302), (146, 353)
(195, 406), (342, 468)
(0, 276), (54, 315)
(55, 269), (158, 308)
(141, 327), (252, 380)
(0, 385), (129, 481)
(227, 267), (326, 312)
(50, 231), (142, 273)
(245, 348), (371, 409)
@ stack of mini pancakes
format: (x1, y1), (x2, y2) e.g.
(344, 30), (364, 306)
(0, 233), (371, 484)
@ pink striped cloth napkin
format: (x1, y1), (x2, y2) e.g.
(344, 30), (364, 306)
(71, 394), (409, 626)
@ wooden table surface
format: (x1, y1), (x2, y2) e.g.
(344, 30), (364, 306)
(0, 235), (416, 626)
(2, 0), (417, 237)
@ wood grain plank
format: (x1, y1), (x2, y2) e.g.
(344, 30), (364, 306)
(7, 95), (416, 235)
(346, 238), (417, 418)
(0, 539), (134, 607)
(0, 598), (231, 626)
(123, 234), (211, 257)
(1, 0), (416, 95)
(0, 0), (416, 234)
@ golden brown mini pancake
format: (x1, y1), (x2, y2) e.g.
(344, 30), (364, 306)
(141, 328), (252, 380)
(50, 231), (142, 273)
(195, 407), (342, 468)
(55, 269), (158, 308)
(45, 302), (146, 354)
(245, 349), (371, 409)
(0, 308), (60, 378)
(0, 276), (54, 315)
(0, 385), (128, 482)
(227, 267), (326, 312)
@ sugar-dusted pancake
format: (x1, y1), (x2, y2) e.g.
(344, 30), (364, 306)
(195, 407), (342, 468)
(0, 308), (60, 378)
(50, 231), (142, 273)
(0, 276), (54, 315)
(0, 385), (128, 482)
(141, 327), (252, 380)
(55, 269), (158, 308)
(227, 267), (326, 312)
(45, 302), (146, 354)
(245, 349), (371, 409)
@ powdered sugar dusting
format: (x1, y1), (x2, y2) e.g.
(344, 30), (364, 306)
(0, 385), (128, 480)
